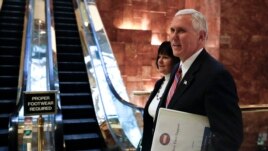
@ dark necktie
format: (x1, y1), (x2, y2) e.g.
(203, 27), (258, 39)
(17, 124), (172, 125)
(166, 67), (182, 107)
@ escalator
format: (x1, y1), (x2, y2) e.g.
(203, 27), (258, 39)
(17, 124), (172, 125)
(53, 0), (106, 150)
(0, 0), (26, 150)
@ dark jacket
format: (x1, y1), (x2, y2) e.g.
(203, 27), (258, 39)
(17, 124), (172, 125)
(156, 49), (243, 151)
(140, 77), (165, 151)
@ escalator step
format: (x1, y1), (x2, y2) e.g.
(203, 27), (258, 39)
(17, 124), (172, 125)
(0, 100), (16, 114)
(0, 132), (8, 147)
(0, 37), (21, 47)
(0, 65), (19, 76)
(53, 5), (73, 11)
(59, 82), (90, 93)
(0, 88), (18, 100)
(60, 93), (92, 106)
(64, 133), (104, 150)
(57, 62), (86, 71)
(0, 10), (25, 18)
(57, 53), (84, 62)
(63, 118), (96, 125)
(0, 56), (20, 65)
(58, 71), (88, 82)
(61, 105), (93, 110)
(0, 147), (8, 151)
(0, 16), (24, 23)
(62, 106), (95, 119)
(56, 37), (81, 45)
(54, 1), (72, 7)
(55, 23), (77, 31)
(55, 29), (79, 37)
(54, 11), (75, 18)
(0, 29), (23, 38)
(56, 44), (82, 52)
(0, 76), (18, 87)
(1, 1), (25, 8)
(0, 114), (9, 130)
(0, 114), (9, 147)
(0, 46), (20, 56)
(54, 17), (76, 24)
(63, 120), (100, 135)
(63, 120), (99, 135)
(0, 22), (23, 30)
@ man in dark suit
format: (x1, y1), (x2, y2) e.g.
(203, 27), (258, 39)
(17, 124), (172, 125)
(157, 9), (243, 151)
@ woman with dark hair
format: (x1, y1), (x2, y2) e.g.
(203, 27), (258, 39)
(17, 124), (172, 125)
(139, 41), (180, 151)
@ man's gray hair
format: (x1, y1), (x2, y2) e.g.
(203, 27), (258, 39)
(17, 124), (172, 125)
(175, 9), (208, 39)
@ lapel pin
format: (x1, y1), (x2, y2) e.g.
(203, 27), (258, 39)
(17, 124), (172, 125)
(183, 80), (188, 85)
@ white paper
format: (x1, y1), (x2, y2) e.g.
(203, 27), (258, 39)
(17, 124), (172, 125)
(151, 108), (212, 151)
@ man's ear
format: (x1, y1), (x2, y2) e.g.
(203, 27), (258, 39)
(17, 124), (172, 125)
(199, 30), (207, 41)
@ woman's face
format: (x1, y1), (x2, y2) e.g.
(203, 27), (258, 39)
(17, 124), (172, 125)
(157, 54), (173, 75)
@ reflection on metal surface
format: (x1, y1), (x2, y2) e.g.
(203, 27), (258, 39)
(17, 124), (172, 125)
(17, 0), (56, 150)
(29, 18), (47, 91)
(18, 116), (54, 151)
(76, 0), (142, 149)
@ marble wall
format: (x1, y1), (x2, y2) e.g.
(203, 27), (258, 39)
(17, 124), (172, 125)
(220, 1), (268, 150)
(96, 0), (268, 150)
(220, 0), (268, 105)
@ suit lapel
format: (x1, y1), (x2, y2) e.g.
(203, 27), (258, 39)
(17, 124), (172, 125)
(168, 49), (208, 108)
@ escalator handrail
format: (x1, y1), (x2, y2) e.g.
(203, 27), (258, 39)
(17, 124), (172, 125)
(84, 1), (144, 113)
(18, 0), (33, 108)
(75, 1), (142, 149)
(46, 0), (54, 91)
(83, 2), (143, 148)
(45, 0), (64, 150)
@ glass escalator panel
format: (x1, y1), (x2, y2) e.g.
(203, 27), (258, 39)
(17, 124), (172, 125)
(75, 0), (143, 149)
(16, 0), (58, 150)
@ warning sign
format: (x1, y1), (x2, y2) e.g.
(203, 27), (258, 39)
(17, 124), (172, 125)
(24, 91), (57, 116)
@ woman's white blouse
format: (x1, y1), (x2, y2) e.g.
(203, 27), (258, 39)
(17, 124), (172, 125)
(148, 74), (170, 120)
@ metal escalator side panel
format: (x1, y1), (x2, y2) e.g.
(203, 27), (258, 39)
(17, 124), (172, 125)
(76, 0), (142, 149)
(8, 0), (64, 150)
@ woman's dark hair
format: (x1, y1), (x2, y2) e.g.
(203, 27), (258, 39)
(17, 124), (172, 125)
(155, 41), (180, 68)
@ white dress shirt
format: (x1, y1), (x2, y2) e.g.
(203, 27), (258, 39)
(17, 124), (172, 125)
(180, 48), (203, 79)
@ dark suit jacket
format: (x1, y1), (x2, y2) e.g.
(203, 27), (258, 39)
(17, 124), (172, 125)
(140, 77), (165, 151)
(156, 49), (243, 151)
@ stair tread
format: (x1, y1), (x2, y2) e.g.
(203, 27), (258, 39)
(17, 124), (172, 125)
(0, 100), (16, 103)
(63, 118), (96, 124)
(0, 129), (8, 135)
(62, 105), (92, 109)
(60, 93), (90, 96)
(0, 114), (10, 118)
(60, 81), (88, 84)
(64, 133), (99, 140)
